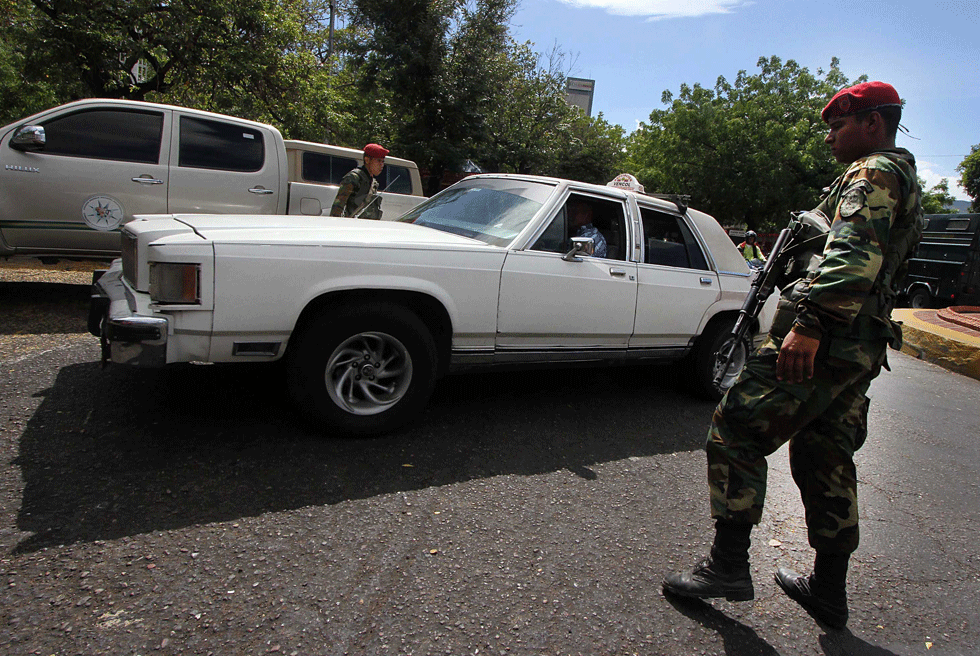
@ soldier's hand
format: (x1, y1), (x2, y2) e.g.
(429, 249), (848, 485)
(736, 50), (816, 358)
(776, 329), (820, 383)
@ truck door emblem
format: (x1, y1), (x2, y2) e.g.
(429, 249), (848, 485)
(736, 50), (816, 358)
(82, 195), (125, 231)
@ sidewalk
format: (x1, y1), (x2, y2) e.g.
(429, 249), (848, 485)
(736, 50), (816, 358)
(893, 306), (980, 381)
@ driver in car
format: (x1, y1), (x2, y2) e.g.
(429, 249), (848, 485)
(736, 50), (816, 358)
(568, 199), (607, 258)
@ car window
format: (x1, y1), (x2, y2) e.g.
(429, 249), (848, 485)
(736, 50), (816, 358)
(531, 194), (627, 261)
(179, 116), (264, 172)
(640, 207), (709, 270)
(37, 108), (163, 164)
(399, 177), (554, 247)
(301, 152), (358, 184)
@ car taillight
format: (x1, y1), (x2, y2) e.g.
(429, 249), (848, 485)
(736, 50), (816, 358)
(149, 263), (200, 305)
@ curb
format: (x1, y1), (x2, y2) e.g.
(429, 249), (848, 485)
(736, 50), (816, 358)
(893, 308), (980, 381)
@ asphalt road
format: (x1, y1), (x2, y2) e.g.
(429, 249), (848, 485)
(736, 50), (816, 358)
(1, 279), (978, 656)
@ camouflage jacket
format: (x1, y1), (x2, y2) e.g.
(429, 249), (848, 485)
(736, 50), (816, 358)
(777, 148), (924, 349)
(329, 167), (382, 219)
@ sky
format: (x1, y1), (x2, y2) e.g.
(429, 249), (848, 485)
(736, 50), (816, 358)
(507, 0), (979, 200)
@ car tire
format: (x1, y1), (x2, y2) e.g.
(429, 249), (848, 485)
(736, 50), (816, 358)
(908, 287), (931, 310)
(689, 319), (749, 402)
(286, 303), (438, 436)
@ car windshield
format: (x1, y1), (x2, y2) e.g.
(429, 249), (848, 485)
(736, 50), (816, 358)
(398, 177), (556, 247)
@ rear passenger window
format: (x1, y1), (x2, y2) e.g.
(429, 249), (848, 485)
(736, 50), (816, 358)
(38, 109), (163, 164)
(179, 116), (264, 172)
(301, 152), (358, 184)
(640, 207), (709, 270)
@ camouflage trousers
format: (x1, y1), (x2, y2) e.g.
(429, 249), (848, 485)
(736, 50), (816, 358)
(706, 332), (887, 554)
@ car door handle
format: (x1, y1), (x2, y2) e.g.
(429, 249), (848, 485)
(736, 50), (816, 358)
(131, 177), (164, 185)
(700, 277), (713, 285)
(609, 267), (627, 277)
(248, 187), (275, 195)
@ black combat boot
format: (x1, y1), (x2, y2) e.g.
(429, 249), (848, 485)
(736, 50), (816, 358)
(775, 552), (849, 629)
(662, 520), (754, 601)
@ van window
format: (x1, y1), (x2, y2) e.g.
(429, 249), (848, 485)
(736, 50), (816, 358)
(179, 116), (264, 172)
(381, 165), (413, 194)
(301, 152), (358, 184)
(38, 109), (163, 164)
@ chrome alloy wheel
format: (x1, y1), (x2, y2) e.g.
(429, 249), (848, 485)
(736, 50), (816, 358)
(325, 331), (414, 416)
(713, 336), (748, 394)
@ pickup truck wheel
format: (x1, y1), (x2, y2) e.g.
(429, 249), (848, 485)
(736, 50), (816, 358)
(690, 320), (749, 402)
(287, 304), (437, 435)
(908, 287), (931, 309)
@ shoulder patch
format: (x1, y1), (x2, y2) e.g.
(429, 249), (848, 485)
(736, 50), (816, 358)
(840, 180), (873, 218)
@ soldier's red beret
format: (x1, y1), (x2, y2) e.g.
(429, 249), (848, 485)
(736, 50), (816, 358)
(821, 81), (902, 122)
(363, 143), (390, 159)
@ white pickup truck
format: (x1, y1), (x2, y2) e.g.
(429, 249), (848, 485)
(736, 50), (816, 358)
(0, 99), (424, 260)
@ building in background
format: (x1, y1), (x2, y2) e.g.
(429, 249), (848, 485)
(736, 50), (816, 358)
(565, 77), (595, 116)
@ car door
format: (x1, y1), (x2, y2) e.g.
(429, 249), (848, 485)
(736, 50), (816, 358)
(631, 204), (720, 350)
(167, 113), (283, 215)
(496, 192), (637, 358)
(0, 106), (170, 256)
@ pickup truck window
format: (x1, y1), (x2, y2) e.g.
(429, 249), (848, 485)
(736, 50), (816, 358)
(301, 152), (358, 184)
(179, 116), (264, 172)
(381, 165), (413, 195)
(36, 108), (163, 164)
(640, 207), (709, 271)
(302, 153), (415, 196)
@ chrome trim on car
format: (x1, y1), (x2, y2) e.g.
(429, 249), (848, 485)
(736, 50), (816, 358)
(92, 264), (169, 367)
(449, 345), (690, 371)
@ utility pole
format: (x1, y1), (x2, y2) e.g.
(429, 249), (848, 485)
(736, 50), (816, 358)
(328, 1), (335, 65)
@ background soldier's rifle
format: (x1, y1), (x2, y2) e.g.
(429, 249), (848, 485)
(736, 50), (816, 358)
(351, 175), (401, 218)
(713, 211), (831, 388)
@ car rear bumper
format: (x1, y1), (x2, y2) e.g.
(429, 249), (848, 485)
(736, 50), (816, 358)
(89, 262), (169, 367)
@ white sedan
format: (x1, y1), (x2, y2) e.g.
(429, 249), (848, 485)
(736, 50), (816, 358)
(90, 174), (776, 434)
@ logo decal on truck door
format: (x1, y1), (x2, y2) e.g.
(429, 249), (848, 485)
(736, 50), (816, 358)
(82, 195), (125, 231)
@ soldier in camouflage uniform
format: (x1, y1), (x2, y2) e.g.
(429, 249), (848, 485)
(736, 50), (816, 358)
(329, 143), (389, 220)
(663, 81), (924, 630)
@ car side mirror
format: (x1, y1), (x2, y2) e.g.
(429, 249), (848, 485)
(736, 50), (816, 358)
(10, 125), (45, 152)
(563, 236), (595, 262)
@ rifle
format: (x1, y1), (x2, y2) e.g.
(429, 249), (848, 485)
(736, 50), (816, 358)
(351, 174), (401, 218)
(712, 211), (831, 387)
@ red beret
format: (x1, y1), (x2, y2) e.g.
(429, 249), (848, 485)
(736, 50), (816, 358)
(363, 143), (389, 159)
(821, 81), (902, 122)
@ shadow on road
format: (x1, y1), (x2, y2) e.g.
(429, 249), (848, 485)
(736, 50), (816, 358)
(12, 353), (716, 553)
(0, 281), (91, 335)
(664, 593), (780, 655)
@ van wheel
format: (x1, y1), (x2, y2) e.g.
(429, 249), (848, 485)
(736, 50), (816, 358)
(908, 288), (931, 309)
(287, 303), (437, 436)
(690, 319), (749, 402)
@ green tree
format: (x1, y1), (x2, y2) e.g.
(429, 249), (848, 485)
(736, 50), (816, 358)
(1, 0), (346, 141)
(474, 40), (574, 175)
(346, 0), (518, 192)
(957, 144), (980, 212)
(920, 178), (956, 214)
(548, 111), (627, 184)
(628, 56), (856, 231)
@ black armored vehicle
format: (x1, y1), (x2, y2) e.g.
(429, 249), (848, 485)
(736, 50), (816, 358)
(903, 213), (980, 309)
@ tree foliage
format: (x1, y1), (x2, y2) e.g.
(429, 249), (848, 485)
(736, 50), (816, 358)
(345, 0), (520, 191)
(920, 178), (956, 214)
(628, 56), (858, 232)
(957, 144), (980, 213)
(1, 0), (345, 141)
